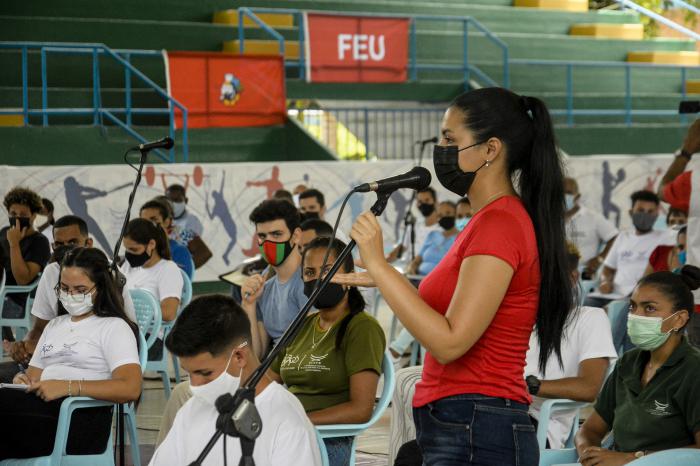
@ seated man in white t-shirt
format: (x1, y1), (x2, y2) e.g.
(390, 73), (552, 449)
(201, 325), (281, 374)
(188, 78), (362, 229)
(564, 177), (618, 279)
(150, 294), (321, 466)
(585, 190), (674, 308)
(386, 187), (441, 263)
(0, 215), (137, 383)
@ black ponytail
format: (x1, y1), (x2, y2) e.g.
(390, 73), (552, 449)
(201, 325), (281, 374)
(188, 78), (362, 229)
(302, 236), (366, 349)
(125, 218), (171, 260)
(451, 88), (574, 373)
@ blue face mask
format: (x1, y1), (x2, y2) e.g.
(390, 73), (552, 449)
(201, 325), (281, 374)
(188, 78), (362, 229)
(679, 250), (687, 265)
(456, 217), (470, 231)
(565, 194), (576, 211)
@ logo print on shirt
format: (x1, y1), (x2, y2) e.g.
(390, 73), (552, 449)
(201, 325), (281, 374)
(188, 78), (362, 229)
(647, 400), (672, 416)
(40, 344), (54, 357)
(299, 352), (331, 373)
(54, 342), (79, 357)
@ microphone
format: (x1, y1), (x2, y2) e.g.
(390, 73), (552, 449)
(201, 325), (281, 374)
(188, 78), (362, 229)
(415, 136), (438, 145)
(353, 166), (432, 193)
(131, 137), (174, 152)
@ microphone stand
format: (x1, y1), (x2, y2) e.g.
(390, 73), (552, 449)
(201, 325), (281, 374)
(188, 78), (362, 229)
(111, 146), (150, 466)
(397, 140), (430, 261)
(189, 189), (394, 466)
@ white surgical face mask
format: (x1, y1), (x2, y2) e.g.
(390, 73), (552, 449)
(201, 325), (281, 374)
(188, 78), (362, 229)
(172, 201), (186, 218)
(58, 290), (94, 317)
(189, 342), (248, 406)
(293, 194), (301, 208)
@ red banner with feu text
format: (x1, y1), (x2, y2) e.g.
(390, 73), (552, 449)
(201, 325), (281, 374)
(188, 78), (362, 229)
(305, 13), (409, 83)
(166, 52), (286, 128)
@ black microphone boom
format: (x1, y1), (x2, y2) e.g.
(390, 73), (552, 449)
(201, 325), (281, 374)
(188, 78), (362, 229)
(353, 166), (431, 193)
(415, 136), (438, 145)
(131, 136), (174, 152)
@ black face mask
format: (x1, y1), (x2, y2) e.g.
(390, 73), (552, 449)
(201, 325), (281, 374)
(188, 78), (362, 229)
(439, 216), (456, 230)
(417, 203), (435, 217)
(303, 279), (347, 309)
(9, 216), (31, 230)
(125, 250), (151, 268)
(300, 211), (320, 222)
(433, 143), (487, 196)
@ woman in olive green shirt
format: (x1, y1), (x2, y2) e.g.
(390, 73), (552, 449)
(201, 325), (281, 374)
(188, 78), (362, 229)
(576, 266), (700, 466)
(270, 236), (386, 466)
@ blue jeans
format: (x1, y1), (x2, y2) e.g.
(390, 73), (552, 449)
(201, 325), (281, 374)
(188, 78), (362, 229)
(413, 394), (538, 466)
(323, 436), (353, 466)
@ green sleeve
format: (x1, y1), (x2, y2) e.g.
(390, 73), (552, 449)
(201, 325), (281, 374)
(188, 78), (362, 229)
(343, 314), (386, 377)
(594, 361), (619, 427)
(680, 361), (700, 435)
(270, 350), (283, 374)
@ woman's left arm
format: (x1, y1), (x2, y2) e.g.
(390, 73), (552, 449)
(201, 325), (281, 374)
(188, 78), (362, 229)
(352, 212), (513, 364)
(28, 363), (142, 403)
(307, 370), (379, 425)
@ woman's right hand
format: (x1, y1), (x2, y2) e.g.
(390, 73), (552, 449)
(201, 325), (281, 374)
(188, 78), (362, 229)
(13, 372), (31, 385)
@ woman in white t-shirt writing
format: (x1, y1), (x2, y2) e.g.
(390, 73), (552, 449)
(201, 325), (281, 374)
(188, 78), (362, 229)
(0, 247), (141, 459)
(121, 218), (183, 359)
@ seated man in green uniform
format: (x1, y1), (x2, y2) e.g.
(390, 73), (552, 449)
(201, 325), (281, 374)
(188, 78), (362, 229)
(576, 267), (700, 465)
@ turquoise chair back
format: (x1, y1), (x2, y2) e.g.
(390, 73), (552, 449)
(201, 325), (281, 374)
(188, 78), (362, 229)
(578, 278), (598, 305)
(169, 269), (193, 386)
(316, 351), (396, 465)
(129, 289), (162, 350)
(0, 274), (40, 347)
(606, 299), (629, 356)
(0, 322), (146, 466)
(627, 448), (700, 465)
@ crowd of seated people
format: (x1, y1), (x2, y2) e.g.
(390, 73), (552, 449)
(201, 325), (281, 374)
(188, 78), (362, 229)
(3, 117), (700, 466)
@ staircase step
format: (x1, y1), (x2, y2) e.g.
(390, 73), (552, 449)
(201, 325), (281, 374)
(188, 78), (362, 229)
(514, 0), (587, 12)
(628, 51), (700, 66)
(570, 23), (644, 40)
(222, 40), (300, 59)
(0, 113), (24, 126)
(687, 81), (700, 94)
(213, 10), (295, 28)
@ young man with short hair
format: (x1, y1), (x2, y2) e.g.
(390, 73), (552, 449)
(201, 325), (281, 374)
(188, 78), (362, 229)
(0, 215), (136, 382)
(140, 199), (194, 279)
(150, 294), (321, 466)
(298, 189), (326, 221)
(299, 218), (333, 252)
(241, 199), (307, 358)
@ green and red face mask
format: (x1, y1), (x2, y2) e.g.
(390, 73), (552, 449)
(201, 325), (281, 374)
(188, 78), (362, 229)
(259, 239), (295, 266)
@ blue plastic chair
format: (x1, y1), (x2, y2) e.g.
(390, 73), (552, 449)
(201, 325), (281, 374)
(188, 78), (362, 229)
(316, 351), (396, 466)
(627, 448), (700, 465)
(123, 330), (149, 466)
(578, 278), (598, 306)
(606, 299), (629, 356)
(537, 398), (589, 466)
(0, 275), (40, 349)
(170, 269), (193, 384)
(0, 327), (147, 466)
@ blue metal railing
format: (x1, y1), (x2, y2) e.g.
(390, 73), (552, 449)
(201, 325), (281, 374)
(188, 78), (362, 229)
(0, 42), (189, 162)
(509, 58), (700, 126)
(237, 7), (509, 89)
(668, 0), (700, 15)
(615, 0), (700, 41)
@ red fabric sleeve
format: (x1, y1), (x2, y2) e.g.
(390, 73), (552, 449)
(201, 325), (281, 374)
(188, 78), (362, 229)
(663, 171), (691, 212)
(461, 209), (523, 272)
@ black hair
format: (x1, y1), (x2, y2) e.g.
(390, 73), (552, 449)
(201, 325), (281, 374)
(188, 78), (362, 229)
(630, 190), (660, 207)
(249, 199), (301, 234)
(58, 247), (138, 336)
(166, 184), (186, 195)
(457, 197), (471, 206)
(41, 198), (55, 218)
(439, 200), (456, 209)
(679, 226), (688, 237)
(140, 199), (172, 221)
(300, 219), (334, 237)
(636, 265), (700, 329)
(450, 87), (573, 373)
(53, 215), (89, 237)
(273, 189), (294, 203)
(417, 187), (437, 202)
(124, 218), (171, 260)
(4, 186), (43, 214)
(667, 207), (688, 223)
(299, 188), (326, 207)
(302, 236), (366, 349)
(165, 294), (252, 357)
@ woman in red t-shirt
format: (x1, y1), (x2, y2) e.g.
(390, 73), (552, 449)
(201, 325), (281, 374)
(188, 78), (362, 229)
(349, 88), (574, 466)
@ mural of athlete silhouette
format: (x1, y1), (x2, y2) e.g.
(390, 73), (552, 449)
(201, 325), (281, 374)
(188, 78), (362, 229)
(242, 166), (284, 257)
(601, 161), (626, 228)
(63, 176), (112, 254)
(205, 172), (238, 266)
